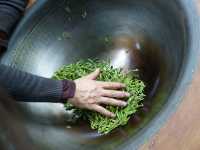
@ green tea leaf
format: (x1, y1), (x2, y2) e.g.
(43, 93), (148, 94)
(52, 59), (145, 134)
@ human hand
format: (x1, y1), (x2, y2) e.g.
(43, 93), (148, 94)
(68, 69), (130, 118)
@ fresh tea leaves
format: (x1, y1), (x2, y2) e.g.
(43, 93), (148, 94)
(52, 59), (145, 134)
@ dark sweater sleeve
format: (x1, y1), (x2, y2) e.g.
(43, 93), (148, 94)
(0, 0), (27, 35)
(0, 64), (62, 102)
(0, 0), (76, 103)
(0, 64), (75, 102)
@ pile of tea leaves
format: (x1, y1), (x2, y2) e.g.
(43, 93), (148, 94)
(52, 59), (145, 134)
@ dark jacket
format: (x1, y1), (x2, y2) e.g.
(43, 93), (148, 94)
(0, 0), (75, 103)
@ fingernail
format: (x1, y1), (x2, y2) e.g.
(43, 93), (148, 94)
(122, 102), (127, 106)
(125, 93), (130, 97)
(111, 113), (116, 118)
(96, 68), (100, 72)
(121, 84), (126, 88)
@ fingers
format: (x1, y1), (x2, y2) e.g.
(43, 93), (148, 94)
(97, 81), (126, 90)
(101, 90), (130, 98)
(90, 104), (116, 118)
(98, 97), (127, 107)
(84, 69), (100, 80)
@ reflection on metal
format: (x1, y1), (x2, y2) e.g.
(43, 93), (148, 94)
(34, 49), (56, 78)
(111, 48), (130, 69)
(135, 42), (141, 50)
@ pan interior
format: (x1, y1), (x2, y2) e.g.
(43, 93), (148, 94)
(0, 0), (187, 149)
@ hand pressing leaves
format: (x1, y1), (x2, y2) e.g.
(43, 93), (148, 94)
(53, 59), (145, 134)
(68, 69), (129, 118)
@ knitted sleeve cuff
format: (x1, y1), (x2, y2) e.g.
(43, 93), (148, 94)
(61, 80), (76, 103)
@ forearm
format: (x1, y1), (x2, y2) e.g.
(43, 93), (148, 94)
(0, 0), (28, 52)
(0, 64), (75, 103)
(0, 0), (76, 103)
(0, 0), (28, 36)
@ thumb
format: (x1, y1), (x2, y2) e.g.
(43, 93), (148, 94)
(84, 69), (100, 80)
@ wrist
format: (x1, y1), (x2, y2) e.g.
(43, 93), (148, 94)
(61, 80), (76, 103)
